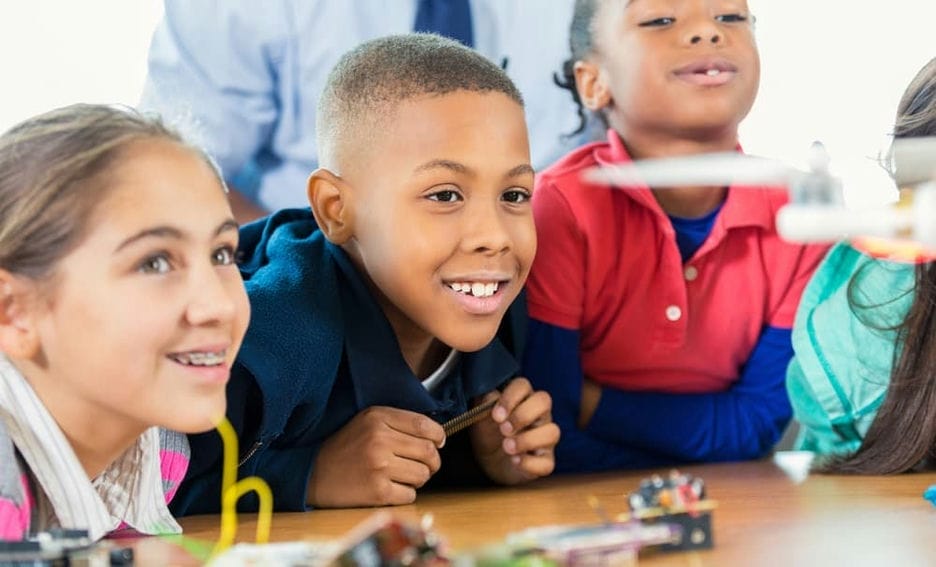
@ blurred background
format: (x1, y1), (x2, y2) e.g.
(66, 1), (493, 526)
(0, 1), (933, 208)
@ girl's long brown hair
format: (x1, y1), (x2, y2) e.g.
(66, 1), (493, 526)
(0, 104), (219, 282)
(818, 57), (936, 474)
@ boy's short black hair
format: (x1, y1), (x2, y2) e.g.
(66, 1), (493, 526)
(316, 33), (524, 169)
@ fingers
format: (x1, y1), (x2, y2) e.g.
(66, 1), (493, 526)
(491, 377), (534, 425)
(365, 478), (419, 507)
(365, 406), (446, 448)
(499, 417), (559, 482)
(387, 454), (436, 488)
(357, 406), (443, 474)
(502, 421), (560, 457)
(311, 406), (452, 508)
(390, 431), (442, 476)
(508, 451), (556, 480)
(492, 379), (553, 437)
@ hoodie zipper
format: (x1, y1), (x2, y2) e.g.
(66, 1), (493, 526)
(238, 440), (263, 467)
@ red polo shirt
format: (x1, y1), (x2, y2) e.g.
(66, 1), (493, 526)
(527, 130), (828, 394)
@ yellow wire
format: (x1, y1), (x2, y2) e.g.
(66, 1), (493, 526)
(212, 416), (274, 556)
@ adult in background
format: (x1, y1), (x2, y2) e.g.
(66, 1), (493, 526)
(141, 0), (597, 221)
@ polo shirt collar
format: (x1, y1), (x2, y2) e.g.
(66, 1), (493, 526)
(328, 244), (516, 415)
(594, 129), (779, 232)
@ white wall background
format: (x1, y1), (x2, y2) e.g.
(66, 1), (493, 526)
(744, 1), (935, 208)
(0, 1), (163, 130)
(0, 1), (933, 208)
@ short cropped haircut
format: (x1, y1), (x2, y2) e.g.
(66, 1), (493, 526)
(316, 33), (524, 169)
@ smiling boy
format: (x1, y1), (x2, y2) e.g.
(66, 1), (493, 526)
(170, 34), (559, 513)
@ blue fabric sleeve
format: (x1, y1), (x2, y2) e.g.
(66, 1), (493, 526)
(220, 362), (323, 513)
(169, 363), (256, 515)
(139, 0), (283, 195)
(523, 320), (675, 473)
(170, 363), (321, 514)
(588, 326), (793, 462)
(237, 444), (319, 512)
(523, 319), (793, 472)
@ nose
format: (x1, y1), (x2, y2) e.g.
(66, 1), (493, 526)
(185, 264), (239, 326)
(462, 200), (511, 256)
(690, 33), (721, 45)
(684, 19), (723, 46)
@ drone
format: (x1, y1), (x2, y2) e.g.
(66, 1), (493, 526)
(583, 137), (936, 262)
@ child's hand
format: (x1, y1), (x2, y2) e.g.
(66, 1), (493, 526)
(470, 377), (560, 485)
(579, 378), (602, 428)
(308, 406), (445, 508)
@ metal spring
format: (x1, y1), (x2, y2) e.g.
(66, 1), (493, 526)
(442, 399), (498, 436)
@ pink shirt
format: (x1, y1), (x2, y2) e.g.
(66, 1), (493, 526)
(527, 130), (828, 393)
(0, 355), (189, 541)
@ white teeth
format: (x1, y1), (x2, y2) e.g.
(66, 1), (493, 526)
(170, 351), (225, 366)
(446, 281), (500, 298)
(706, 69), (720, 76)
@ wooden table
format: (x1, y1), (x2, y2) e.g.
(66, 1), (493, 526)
(154, 452), (936, 566)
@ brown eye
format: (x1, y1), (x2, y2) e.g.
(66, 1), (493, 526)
(639, 17), (675, 27)
(502, 189), (531, 204)
(428, 189), (462, 203)
(212, 246), (236, 266)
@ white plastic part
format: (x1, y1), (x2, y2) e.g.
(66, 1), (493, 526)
(912, 181), (936, 248)
(776, 204), (910, 244)
(892, 137), (936, 187)
(582, 153), (797, 188)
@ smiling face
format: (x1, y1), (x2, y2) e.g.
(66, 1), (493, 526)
(325, 90), (535, 364)
(20, 139), (250, 435)
(581, 0), (759, 145)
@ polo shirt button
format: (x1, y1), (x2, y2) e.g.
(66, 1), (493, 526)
(684, 266), (698, 281)
(665, 305), (682, 321)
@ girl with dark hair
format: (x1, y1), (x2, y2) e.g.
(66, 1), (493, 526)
(787, 57), (936, 474)
(523, 0), (829, 473)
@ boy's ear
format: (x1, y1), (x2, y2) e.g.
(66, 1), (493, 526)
(307, 168), (354, 244)
(0, 271), (41, 359)
(574, 60), (612, 111)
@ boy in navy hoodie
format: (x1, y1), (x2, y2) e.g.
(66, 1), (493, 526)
(171, 33), (560, 513)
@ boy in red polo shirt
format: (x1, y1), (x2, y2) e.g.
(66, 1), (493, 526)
(524, 0), (828, 472)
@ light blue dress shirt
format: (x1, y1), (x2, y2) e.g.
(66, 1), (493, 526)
(141, 0), (598, 211)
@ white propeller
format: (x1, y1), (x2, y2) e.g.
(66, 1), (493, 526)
(581, 152), (800, 188)
(776, 205), (911, 244)
(580, 138), (936, 255)
(892, 136), (936, 187)
(582, 142), (841, 205)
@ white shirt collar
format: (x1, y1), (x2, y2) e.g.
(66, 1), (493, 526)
(0, 354), (180, 540)
(421, 348), (460, 393)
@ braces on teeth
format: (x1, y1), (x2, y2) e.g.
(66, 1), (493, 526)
(172, 351), (225, 366)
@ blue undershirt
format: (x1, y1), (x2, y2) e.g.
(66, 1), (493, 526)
(522, 203), (793, 473)
(669, 204), (722, 261)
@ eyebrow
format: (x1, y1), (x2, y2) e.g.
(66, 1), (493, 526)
(412, 160), (534, 179)
(114, 219), (238, 253)
(506, 164), (536, 178)
(412, 159), (468, 175)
